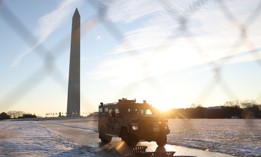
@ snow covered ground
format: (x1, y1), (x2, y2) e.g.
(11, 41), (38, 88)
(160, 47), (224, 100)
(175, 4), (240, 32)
(0, 120), (101, 157)
(1, 118), (260, 157)
(43, 118), (261, 157)
(167, 119), (261, 157)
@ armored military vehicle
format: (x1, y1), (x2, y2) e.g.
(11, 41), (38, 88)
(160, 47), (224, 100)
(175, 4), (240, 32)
(98, 98), (170, 147)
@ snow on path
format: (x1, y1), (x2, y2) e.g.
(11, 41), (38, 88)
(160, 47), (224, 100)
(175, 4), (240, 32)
(0, 120), (100, 157)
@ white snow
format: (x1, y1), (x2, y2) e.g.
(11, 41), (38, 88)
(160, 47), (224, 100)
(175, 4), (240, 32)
(1, 118), (260, 157)
(167, 119), (261, 157)
(0, 120), (100, 157)
(50, 118), (261, 157)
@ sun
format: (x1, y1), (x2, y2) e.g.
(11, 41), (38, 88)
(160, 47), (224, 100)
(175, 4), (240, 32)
(149, 97), (174, 112)
(135, 83), (176, 111)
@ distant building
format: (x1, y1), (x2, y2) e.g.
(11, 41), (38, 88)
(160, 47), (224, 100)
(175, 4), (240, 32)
(0, 112), (10, 120)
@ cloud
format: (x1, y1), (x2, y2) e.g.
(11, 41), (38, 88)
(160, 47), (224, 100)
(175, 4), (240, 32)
(35, 0), (83, 42)
(105, 0), (162, 23)
(89, 0), (261, 84)
(11, 0), (84, 67)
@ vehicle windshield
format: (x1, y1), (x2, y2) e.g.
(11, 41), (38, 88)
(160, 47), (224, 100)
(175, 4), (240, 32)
(127, 108), (155, 115)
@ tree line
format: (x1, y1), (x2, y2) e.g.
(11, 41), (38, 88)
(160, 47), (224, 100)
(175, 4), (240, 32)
(164, 100), (261, 119)
(0, 111), (37, 120)
(1, 100), (260, 120)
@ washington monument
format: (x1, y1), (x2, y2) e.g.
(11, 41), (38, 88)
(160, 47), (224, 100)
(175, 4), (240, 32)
(67, 9), (80, 117)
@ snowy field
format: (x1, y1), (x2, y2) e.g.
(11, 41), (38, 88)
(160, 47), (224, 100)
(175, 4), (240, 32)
(44, 118), (261, 157)
(0, 120), (101, 157)
(167, 119), (261, 157)
(0, 118), (260, 157)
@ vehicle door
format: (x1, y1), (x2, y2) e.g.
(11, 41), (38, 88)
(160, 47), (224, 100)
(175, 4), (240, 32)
(107, 108), (121, 135)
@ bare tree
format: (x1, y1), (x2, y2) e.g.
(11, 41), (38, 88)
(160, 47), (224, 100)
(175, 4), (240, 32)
(190, 103), (202, 108)
(224, 100), (258, 108)
(7, 110), (24, 118)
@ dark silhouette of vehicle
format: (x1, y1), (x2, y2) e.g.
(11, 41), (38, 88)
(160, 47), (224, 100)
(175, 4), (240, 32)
(98, 98), (170, 147)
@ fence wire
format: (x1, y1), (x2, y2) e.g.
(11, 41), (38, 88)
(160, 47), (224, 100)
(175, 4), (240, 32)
(1, 1), (261, 115)
(1, 0), (261, 156)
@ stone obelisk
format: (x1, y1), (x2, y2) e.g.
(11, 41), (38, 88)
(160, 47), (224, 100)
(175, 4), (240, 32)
(67, 9), (80, 117)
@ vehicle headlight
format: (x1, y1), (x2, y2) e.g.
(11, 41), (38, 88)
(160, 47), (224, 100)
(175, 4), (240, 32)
(132, 125), (138, 130)
(132, 122), (138, 130)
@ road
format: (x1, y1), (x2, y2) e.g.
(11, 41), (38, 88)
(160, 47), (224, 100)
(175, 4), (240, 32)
(39, 118), (234, 157)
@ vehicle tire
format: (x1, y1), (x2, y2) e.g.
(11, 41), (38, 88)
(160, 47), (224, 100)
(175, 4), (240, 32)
(99, 126), (112, 143)
(121, 128), (138, 147)
(156, 135), (167, 147)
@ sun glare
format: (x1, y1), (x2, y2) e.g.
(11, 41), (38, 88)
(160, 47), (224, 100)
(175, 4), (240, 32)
(150, 98), (173, 111)
(135, 83), (177, 111)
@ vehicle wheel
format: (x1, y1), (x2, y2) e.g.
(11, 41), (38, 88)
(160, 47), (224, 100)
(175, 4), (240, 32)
(121, 128), (138, 147)
(99, 126), (112, 143)
(156, 135), (167, 147)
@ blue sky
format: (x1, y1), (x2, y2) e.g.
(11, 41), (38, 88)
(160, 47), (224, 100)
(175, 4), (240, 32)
(1, 0), (261, 116)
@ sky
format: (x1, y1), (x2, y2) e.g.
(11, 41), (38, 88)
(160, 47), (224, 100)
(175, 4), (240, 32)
(1, 0), (261, 116)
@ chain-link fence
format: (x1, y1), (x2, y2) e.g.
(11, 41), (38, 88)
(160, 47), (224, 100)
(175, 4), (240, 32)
(2, 0), (261, 114)
(1, 0), (261, 156)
